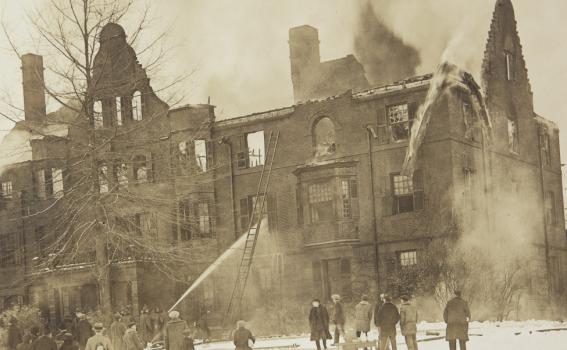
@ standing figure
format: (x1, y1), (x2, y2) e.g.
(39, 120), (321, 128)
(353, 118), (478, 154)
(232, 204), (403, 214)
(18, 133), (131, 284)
(399, 296), (418, 350)
(354, 295), (372, 340)
(182, 329), (196, 350)
(150, 308), (164, 339)
(138, 307), (153, 345)
(16, 334), (34, 350)
(76, 314), (94, 350)
(30, 327), (58, 350)
(123, 322), (144, 350)
(308, 299), (331, 350)
(7, 317), (23, 350)
(109, 314), (127, 350)
(84, 323), (113, 350)
(375, 295), (400, 350)
(233, 321), (255, 350)
(443, 291), (471, 350)
(58, 333), (79, 350)
(164, 311), (188, 350)
(330, 294), (345, 345)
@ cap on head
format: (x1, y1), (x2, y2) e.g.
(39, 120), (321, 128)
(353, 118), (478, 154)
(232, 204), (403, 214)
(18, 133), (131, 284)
(169, 310), (180, 319)
(237, 320), (246, 328)
(455, 290), (462, 297)
(361, 294), (369, 301)
(128, 321), (136, 328)
(331, 294), (341, 301)
(183, 328), (193, 335)
(384, 295), (392, 302)
(93, 322), (104, 331)
(401, 295), (410, 302)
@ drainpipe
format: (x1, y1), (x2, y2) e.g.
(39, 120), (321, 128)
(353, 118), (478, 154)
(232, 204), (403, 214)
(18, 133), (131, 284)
(537, 125), (552, 297)
(220, 137), (238, 240)
(366, 126), (381, 292)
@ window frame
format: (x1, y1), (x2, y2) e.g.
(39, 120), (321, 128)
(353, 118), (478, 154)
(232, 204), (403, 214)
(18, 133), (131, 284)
(132, 91), (143, 121)
(505, 51), (515, 81)
(397, 250), (418, 268)
(1, 181), (13, 199)
(507, 118), (519, 154)
(387, 103), (413, 142)
(308, 179), (335, 223)
(390, 171), (424, 215)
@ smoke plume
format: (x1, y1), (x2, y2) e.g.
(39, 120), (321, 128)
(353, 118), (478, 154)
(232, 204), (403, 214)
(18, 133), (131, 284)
(354, 1), (421, 85)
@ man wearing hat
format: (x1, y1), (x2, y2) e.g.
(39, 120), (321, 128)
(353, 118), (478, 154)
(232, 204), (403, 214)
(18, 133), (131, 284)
(443, 290), (471, 350)
(123, 322), (144, 350)
(109, 313), (127, 350)
(84, 323), (113, 350)
(59, 333), (79, 350)
(233, 320), (255, 350)
(330, 294), (345, 345)
(354, 295), (372, 340)
(30, 326), (58, 350)
(164, 311), (188, 350)
(182, 328), (196, 350)
(76, 314), (94, 350)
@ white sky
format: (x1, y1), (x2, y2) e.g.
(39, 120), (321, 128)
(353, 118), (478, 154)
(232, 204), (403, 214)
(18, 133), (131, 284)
(0, 0), (566, 187)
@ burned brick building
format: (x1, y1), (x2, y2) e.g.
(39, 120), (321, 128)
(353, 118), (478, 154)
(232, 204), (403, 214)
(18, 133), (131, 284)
(0, 0), (565, 327)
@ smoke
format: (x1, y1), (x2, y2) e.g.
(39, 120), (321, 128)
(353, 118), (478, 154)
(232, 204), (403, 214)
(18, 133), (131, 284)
(353, 1), (421, 85)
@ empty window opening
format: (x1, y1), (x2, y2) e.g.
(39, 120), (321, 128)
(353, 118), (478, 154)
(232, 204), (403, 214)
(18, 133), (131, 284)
(194, 139), (207, 172)
(545, 191), (557, 226)
(93, 100), (103, 129)
(308, 181), (334, 222)
(341, 179), (358, 218)
(398, 250), (418, 267)
(133, 155), (148, 182)
(313, 117), (336, 157)
(247, 131), (265, 168)
(98, 165), (109, 193)
(1, 181), (13, 199)
(505, 51), (514, 81)
(540, 132), (551, 165)
(388, 103), (413, 141)
(115, 97), (122, 126)
(52, 168), (64, 198)
(116, 163), (128, 188)
(132, 91), (142, 121)
(197, 202), (212, 238)
(0, 234), (17, 267)
(508, 118), (519, 154)
(179, 200), (191, 240)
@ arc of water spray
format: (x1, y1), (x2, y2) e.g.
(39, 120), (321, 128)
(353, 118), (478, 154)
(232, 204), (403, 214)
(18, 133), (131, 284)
(168, 219), (266, 313)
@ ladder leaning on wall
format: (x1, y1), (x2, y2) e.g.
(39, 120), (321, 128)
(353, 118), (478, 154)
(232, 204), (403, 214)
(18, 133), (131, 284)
(224, 130), (280, 325)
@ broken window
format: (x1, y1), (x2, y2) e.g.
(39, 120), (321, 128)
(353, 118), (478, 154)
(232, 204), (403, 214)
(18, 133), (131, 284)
(141, 212), (158, 237)
(0, 234), (17, 267)
(247, 131), (265, 168)
(508, 118), (519, 154)
(540, 132), (551, 165)
(115, 97), (123, 126)
(133, 155), (148, 183)
(98, 165), (109, 193)
(132, 91), (142, 121)
(1, 181), (13, 199)
(179, 199), (191, 240)
(391, 171), (424, 214)
(308, 181), (334, 222)
(398, 250), (418, 267)
(462, 101), (477, 141)
(240, 194), (277, 233)
(545, 191), (557, 226)
(35, 226), (46, 258)
(505, 51), (514, 81)
(35, 170), (46, 199)
(341, 179), (358, 218)
(388, 103), (414, 141)
(116, 162), (128, 188)
(313, 117), (336, 157)
(52, 168), (63, 198)
(194, 139), (207, 172)
(93, 100), (103, 128)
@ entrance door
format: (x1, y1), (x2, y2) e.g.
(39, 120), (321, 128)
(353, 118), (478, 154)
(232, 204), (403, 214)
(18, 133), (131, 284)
(322, 259), (342, 302)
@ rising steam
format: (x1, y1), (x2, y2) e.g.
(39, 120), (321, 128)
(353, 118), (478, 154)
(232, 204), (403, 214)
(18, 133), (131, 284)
(354, 1), (421, 85)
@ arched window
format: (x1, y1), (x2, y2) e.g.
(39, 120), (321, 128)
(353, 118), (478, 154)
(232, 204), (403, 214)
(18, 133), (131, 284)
(313, 117), (336, 156)
(132, 91), (142, 121)
(133, 155), (147, 182)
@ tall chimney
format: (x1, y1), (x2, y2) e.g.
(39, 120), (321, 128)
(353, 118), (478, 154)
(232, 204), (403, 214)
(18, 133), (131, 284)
(21, 54), (47, 123)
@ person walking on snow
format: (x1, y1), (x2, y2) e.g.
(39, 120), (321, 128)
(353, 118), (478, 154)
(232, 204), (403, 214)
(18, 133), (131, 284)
(400, 295), (418, 350)
(308, 299), (332, 350)
(443, 290), (471, 350)
(375, 295), (400, 350)
(330, 294), (345, 345)
(164, 311), (188, 350)
(354, 295), (372, 340)
(233, 321), (255, 350)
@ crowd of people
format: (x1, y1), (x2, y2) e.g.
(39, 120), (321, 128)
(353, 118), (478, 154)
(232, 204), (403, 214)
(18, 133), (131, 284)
(5, 290), (471, 350)
(4, 306), (202, 350)
(308, 291), (471, 350)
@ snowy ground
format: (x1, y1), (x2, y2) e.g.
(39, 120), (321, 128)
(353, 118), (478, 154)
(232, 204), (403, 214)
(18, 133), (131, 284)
(195, 320), (567, 350)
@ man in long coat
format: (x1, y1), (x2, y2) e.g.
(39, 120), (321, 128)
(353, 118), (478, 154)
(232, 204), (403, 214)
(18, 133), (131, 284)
(138, 307), (153, 345)
(109, 314), (127, 350)
(375, 295), (400, 350)
(123, 322), (144, 350)
(308, 299), (332, 350)
(354, 295), (372, 339)
(76, 314), (94, 350)
(443, 291), (471, 350)
(330, 294), (345, 345)
(164, 311), (188, 350)
(399, 295), (418, 350)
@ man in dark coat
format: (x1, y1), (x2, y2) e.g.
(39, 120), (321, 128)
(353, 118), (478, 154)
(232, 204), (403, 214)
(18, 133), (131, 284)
(109, 313), (127, 350)
(233, 320), (255, 350)
(123, 322), (144, 350)
(138, 307), (153, 345)
(443, 291), (471, 350)
(7, 317), (23, 350)
(375, 295), (400, 350)
(58, 333), (79, 350)
(308, 299), (331, 350)
(76, 314), (94, 350)
(164, 311), (188, 350)
(330, 294), (345, 345)
(30, 327), (58, 350)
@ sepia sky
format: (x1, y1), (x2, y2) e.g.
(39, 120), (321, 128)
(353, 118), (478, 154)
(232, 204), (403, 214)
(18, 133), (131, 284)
(0, 0), (566, 178)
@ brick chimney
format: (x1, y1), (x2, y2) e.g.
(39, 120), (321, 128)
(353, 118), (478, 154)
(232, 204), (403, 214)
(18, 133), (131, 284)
(21, 54), (47, 123)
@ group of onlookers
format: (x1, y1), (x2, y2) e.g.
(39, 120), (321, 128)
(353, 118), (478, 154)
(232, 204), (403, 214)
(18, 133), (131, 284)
(308, 290), (471, 350)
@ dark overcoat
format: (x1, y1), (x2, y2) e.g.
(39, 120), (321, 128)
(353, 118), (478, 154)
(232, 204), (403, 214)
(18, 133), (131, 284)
(375, 302), (400, 337)
(309, 306), (332, 341)
(443, 297), (471, 341)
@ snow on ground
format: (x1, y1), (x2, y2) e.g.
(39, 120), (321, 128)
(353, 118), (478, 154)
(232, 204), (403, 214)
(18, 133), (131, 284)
(196, 321), (567, 350)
